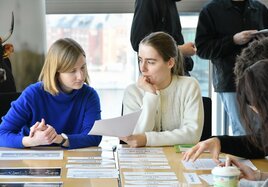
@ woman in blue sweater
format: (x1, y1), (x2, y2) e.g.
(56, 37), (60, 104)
(0, 38), (102, 149)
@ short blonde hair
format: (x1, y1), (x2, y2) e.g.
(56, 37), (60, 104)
(38, 38), (89, 95)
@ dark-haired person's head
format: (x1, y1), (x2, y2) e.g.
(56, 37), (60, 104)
(237, 59), (268, 151)
(235, 38), (268, 86)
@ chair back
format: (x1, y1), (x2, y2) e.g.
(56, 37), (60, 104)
(200, 96), (212, 141)
(0, 92), (21, 123)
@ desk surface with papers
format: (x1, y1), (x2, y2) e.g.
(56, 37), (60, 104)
(0, 146), (267, 187)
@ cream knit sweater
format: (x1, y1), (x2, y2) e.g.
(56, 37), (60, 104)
(123, 75), (204, 146)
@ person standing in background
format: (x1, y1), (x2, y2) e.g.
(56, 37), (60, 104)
(182, 38), (268, 163)
(130, 0), (196, 76)
(195, 0), (268, 135)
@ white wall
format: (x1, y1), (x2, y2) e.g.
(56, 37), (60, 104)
(0, 0), (46, 53)
(0, 0), (46, 90)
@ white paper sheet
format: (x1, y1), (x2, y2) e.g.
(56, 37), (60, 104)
(183, 173), (202, 184)
(88, 110), (141, 137)
(123, 172), (176, 176)
(119, 158), (167, 162)
(118, 154), (165, 158)
(68, 148), (107, 152)
(0, 150), (63, 160)
(125, 181), (179, 185)
(68, 156), (114, 160)
(67, 168), (118, 178)
(182, 159), (224, 170)
(123, 172), (177, 181)
(119, 162), (168, 166)
(0, 167), (61, 178)
(182, 158), (257, 170)
(0, 182), (63, 187)
(67, 159), (115, 164)
(118, 147), (163, 154)
(120, 165), (170, 169)
(66, 164), (115, 168)
(124, 175), (178, 180)
(199, 174), (214, 185)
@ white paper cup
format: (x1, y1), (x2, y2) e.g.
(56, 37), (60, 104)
(212, 166), (240, 187)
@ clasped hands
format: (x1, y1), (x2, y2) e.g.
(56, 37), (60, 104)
(22, 118), (62, 147)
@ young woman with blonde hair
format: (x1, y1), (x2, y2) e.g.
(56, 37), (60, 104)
(0, 38), (101, 149)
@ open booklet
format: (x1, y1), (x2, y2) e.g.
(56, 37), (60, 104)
(88, 110), (141, 137)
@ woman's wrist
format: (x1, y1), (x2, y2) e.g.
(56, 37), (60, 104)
(254, 170), (262, 181)
(54, 134), (63, 144)
(22, 136), (35, 147)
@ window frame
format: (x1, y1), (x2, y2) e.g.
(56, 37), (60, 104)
(45, 0), (211, 14)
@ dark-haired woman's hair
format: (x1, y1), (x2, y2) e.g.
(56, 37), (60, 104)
(139, 31), (184, 76)
(237, 59), (268, 151)
(235, 38), (268, 86)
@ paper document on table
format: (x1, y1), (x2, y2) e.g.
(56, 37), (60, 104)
(182, 158), (257, 170)
(0, 150), (63, 160)
(0, 167), (61, 178)
(183, 173), (202, 184)
(182, 159), (223, 170)
(88, 110), (141, 137)
(199, 174), (214, 185)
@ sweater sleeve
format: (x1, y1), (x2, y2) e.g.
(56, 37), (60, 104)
(146, 78), (204, 146)
(67, 89), (102, 149)
(0, 89), (33, 148)
(133, 92), (159, 134)
(218, 135), (266, 159)
(122, 84), (159, 134)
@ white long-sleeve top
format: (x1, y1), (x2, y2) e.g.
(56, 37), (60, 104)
(123, 75), (204, 146)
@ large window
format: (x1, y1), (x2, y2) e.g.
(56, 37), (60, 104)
(180, 14), (210, 97)
(46, 13), (209, 119)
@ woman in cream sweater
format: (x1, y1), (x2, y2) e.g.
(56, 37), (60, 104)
(120, 31), (204, 147)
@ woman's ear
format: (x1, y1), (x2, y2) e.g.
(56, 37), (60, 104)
(167, 58), (175, 69)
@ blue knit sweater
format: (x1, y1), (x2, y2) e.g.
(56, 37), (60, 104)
(0, 82), (102, 149)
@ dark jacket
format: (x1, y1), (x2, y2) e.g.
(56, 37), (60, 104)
(130, 0), (193, 75)
(195, 0), (268, 92)
(218, 135), (266, 159)
(0, 42), (16, 93)
(0, 58), (16, 92)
